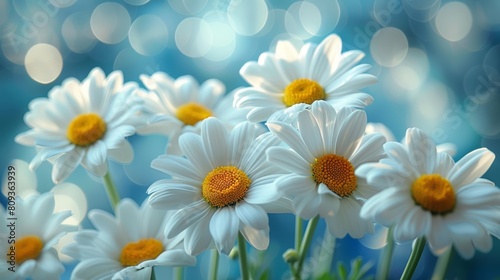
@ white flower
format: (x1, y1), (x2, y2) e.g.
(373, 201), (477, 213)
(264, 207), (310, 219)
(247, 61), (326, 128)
(137, 72), (248, 155)
(234, 34), (376, 123)
(15, 68), (143, 183)
(63, 198), (196, 280)
(266, 101), (386, 238)
(0, 193), (76, 280)
(358, 128), (500, 259)
(147, 117), (286, 255)
(365, 122), (456, 156)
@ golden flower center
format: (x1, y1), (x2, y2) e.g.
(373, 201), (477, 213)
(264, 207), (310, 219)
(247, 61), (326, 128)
(202, 166), (251, 208)
(119, 238), (164, 266)
(411, 174), (456, 214)
(176, 102), (213, 126)
(283, 79), (326, 107)
(312, 154), (357, 197)
(67, 113), (107, 146)
(15, 235), (44, 265)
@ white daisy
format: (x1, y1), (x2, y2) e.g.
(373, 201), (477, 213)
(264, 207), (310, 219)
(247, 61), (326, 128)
(0, 193), (76, 280)
(365, 122), (457, 156)
(358, 127), (500, 259)
(137, 72), (248, 155)
(266, 101), (386, 238)
(63, 198), (196, 280)
(234, 34), (377, 123)
(147, 117), (285, 255)
(15, 68), (144, 183)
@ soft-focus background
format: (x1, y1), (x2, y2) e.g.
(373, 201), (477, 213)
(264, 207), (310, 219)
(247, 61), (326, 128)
(1, 0), (500, 279)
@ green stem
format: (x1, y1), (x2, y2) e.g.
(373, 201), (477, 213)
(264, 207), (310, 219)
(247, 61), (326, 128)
(400, 237), (426, 280)
(150, 266), (156, 280)
(296, 215), (320, 278)
(295, 216), (303, 250)
(174, 266), (184, 280)
(431, 247), (452, 280)
(209, 249), (220, 280)
(238, 232), (250, 280)
(377, 226), (395, 280)
(102, 171), (120, 211)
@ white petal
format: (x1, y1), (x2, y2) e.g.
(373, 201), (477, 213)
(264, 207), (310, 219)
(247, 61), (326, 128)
(210, 207), (239, 254)
(406, 128), (437, 174)
(266, 147), (310, 175)
(266, 121), (315, 162)
(52, 148), (85, 183)
(184, 209), (214, 255)
(165, 200), (211, 238)
(179, 132), (212, 175)
(449, 148), (495, 187)
(201, 118), (229, 167)
(297, 109), (324, 157)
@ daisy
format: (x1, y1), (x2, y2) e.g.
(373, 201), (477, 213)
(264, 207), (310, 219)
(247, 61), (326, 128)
(0, 193), (76, 280)
(63, 198), (196, 280)
(266, 101), (386, 238)
(147, 117), (285, 255)
(358, 127), (500, 259)
(234, 34), (377, 123)
(15, 68), (144, 183)
(137, 72), (248, 155)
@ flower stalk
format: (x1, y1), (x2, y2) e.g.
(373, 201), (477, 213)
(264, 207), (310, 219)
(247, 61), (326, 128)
(103, 171), (120, 211)
(401, 237), (426, 280)
(238, 232), (250, 280)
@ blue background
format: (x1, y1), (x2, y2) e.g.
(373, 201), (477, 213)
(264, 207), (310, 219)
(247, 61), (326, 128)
(1, 0), (500, 279)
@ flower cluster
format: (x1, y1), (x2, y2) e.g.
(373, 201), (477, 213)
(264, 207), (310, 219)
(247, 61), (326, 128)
(6, 34), (500, 279)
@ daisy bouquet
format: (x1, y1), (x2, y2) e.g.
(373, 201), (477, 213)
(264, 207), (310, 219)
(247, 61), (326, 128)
(4, 33), (500, 280)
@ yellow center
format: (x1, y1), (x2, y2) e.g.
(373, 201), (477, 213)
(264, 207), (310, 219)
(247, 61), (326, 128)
(67, 113), (107, 146)
(119, 238), (164, 266)
(202, 166), (251, 208)
(176, 102), (213, 126)
(411, 174), (456, 214)
(15, 235), (44, 265)
(312, 154), (357, 197)
(283, 79), (326, 107)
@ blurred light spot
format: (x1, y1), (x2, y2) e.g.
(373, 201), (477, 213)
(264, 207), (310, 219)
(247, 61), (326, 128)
(463, 65), (499, 100)
(483, 44), (500, 85)
(258, 9), (287, 38)
(390, 48), (429, 90)
(175, 17), (213, 57)
(304, 0), (340, 36)
(415, 82), (449, 121)
(123, 0), (149, 6)
(477, 0), (500, 30)
(402, 0), (441, 22)
(12, 0), (39, 20)
(359, 224), (388, 249)
(227, 0), (268, 36)
(270, 33), (303, 53)
(54, 232), (76, 262)
(2, 160), (38, 199)
(0, 0), (9, 26)
(123, 135), (171, 186)
(129, 15), (168, 56)
(49, 0), (77, 8)
(113, 48), (157, 81)
(370, 27), (408, 67)
(285, 2), (313, 39)
(373, 0), (402, 26)
(435, 2), (472, 42)
(52, 182), (87, 225)
(202, 11), (236, 61)
(24, 43), (62, 84)
(299, 2), (321, 35)
(469, 93), (500, 139)
(62, 12), (97, 53)
(90, 2), (131, 44)
(168, 0), (207, 15)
